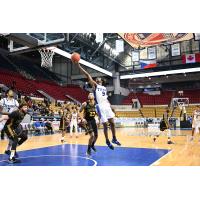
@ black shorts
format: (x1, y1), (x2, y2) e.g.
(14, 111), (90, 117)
(160, 120), (168, 131)
(3, 124), (26, 138)
(86, 118), (98, 135)
(3, 126), (17, 139)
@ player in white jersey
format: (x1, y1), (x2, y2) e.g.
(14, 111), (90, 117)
(70, 107), (79, 138)
(74, 62), (121, 150)
(0, 89), (19, 140)
(191, 105), (200, 141)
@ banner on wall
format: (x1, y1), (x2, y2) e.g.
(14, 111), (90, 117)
(132, 51), (140, 62)
(171, 43), (181, 56)
(95, 33), (104, 43)
(194, 33), (200, 40)
(140, 60), (157, 69)
(147, 47), (156, 59)
(182, 53), (200, 63)
(118, 33), (194, 48)
(116, 40), (124, 52)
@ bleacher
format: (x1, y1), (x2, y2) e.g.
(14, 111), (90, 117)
(0, 69), (88, 102)
(7, 55), (62, 82)
(123, 89), (200, 106)
(0, 70), (42, 97)
(116, 111), (142, 118)
(123, 91), (173, 106)
(174, 90), (200, 104)
(140, 107), (156, 117)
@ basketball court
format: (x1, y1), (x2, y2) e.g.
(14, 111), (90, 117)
(1, 2), (200, 200)
(0, 33), (200, 166)
(0, 128), (199, 166)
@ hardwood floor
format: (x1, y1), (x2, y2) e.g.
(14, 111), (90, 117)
(0, 128), (199, 166)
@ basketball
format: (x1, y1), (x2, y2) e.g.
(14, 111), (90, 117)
(71, 52), (80, 63)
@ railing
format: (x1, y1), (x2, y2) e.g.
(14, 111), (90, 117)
(65, 94), (81, 105)
(112, 105), (139, 111)
(37, 90), (55, 103)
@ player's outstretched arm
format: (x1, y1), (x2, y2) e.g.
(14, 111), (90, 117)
(0, 110), (10, 115)
(79, 102), (87, 113)
(74, 63), (97, 88)
(0, 115), (9, 122)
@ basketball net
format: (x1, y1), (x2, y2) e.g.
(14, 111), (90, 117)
(38, 47), (55, 69)
(178, 102), (184, 111)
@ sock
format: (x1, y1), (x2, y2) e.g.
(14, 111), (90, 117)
(106, 139), (110, 144)
(91, 142), (95, 147)
(168, 137), (171, 141)
(112, 136), (117, 141)
(10, 150), (15, 159)
(7, 140), (13, 151)
(87, 145), (91, 151)
(61, 137), (64, 140)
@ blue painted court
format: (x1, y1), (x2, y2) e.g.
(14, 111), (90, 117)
(0, 144), (170, 166)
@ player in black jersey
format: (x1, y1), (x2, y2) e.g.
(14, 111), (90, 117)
(59, 109), (70, 143)
(80, 93), (98, 156)
(153, 107), (174, 144)
(0, 103), (28, 163)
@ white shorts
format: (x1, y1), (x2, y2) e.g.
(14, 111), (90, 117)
(0, 120), (6, 132)
(96, 103), (115, 123)
(192, 120), (200, 128)
(70, 120), (78, 134)
(70, 120), (78, 127)
(192, 120), (200, 133)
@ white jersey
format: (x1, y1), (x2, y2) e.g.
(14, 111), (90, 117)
(0, 98), (19, 113)
(0, 98), (19, 132)
(70, 112), (78, 135)
(94, 84), (108, 105)
(193, 110), (200, 121)
(71, 112), (78, 121)
(94, 85), (115, 123)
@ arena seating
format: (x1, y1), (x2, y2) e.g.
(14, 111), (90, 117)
(0, 69), (88, 102)
(116, 105), (196, 119)
(0, 70), (42, 97)
(116, 111), (142, 118)
(123, 90), (200, 106)
(174, 90), (200, 104)
(140, 107), (156, 117)
(7, 55), (62, 82)
(122, 91), (173, 106)
(62, 85), (89, 103)
(0, 54), (17, 72)
(184, 105), (196, 116)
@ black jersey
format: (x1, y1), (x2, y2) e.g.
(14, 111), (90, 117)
(84, 101), (96, 121)
(5, 110), (26, 130)
(59, 115), (67, 130)
(160, 111), (169, 131)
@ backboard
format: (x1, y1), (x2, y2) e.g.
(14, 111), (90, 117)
(172, 98), (189, 110)
(5, 33), (66, 54)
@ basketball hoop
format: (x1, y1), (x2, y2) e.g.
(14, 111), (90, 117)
(38, 47), (55, 68)
(172, 98), (189, 110)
